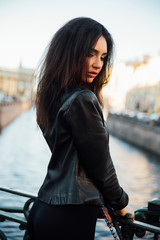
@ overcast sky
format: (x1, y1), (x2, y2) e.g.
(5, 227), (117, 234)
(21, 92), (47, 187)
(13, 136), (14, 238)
(0, 0), (160, 69)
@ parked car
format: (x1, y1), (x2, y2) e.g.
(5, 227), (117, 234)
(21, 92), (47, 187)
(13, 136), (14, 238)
(136, 112), (150, 123)
(149, 113), (160, 127)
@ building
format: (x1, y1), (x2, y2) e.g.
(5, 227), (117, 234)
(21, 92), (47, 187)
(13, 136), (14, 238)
(0, 64), (35, 131)
(125, 55), (160, 114)
(0, 63), (35, 101)
(103, 55), (160, 114)
(125, 83), (160, 114)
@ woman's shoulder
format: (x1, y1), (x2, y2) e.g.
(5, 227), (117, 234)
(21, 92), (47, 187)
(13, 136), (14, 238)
(61, 86), (102, 116)
(66, 86), (97, 105)
(59, 86), (102, 119)
(62, 86), (104, 126)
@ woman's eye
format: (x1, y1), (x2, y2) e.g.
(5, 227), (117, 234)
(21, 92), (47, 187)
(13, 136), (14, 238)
(101, 56), (107, 61)
(88, 52), (94, 57)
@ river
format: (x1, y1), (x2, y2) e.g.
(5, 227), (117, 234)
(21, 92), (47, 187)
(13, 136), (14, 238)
(0, 108), (160, 239)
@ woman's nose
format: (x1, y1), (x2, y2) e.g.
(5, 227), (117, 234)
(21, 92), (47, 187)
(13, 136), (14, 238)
(93, 57), (103, 69)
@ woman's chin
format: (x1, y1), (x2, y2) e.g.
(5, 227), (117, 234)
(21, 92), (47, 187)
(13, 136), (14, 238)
(84, 77), (94, 83)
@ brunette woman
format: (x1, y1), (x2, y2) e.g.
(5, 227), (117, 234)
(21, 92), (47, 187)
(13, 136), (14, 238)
(27, 17), (131, 240)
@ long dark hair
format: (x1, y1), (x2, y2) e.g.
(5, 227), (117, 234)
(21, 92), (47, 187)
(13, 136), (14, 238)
(36, 17), (114, 131)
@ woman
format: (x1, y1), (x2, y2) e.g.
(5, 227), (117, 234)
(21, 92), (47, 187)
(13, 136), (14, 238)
(27, 17), (131, 240)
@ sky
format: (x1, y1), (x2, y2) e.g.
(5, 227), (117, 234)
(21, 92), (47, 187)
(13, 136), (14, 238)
(0, 0), (160, 69)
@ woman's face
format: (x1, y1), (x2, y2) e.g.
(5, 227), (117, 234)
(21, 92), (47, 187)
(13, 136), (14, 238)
(83, 36), (107, 83)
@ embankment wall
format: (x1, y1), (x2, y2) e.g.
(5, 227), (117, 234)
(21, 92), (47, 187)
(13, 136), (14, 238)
(0, 101), (32, 131)
(107, 114), (160, 156)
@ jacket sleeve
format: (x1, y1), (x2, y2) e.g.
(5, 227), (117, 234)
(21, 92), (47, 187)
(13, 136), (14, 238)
(65, 90), (129, 210)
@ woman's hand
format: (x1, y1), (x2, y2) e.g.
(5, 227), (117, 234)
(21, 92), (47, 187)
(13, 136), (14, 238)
(113, 206), (135, 220)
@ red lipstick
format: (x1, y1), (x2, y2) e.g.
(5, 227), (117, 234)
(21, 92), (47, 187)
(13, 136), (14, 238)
(88, 71), (98, 78)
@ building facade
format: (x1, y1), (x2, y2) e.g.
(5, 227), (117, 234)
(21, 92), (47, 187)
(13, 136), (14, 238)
(103, 55), (160, 114)
(0, 63), (35, 101)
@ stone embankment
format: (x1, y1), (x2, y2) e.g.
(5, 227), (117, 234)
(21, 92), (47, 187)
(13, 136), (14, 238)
(107, 113), (160, 156)
(0, 101), (32, 132)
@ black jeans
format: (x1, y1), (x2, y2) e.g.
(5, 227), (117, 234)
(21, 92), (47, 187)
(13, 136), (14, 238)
(27, 198), (99, 240)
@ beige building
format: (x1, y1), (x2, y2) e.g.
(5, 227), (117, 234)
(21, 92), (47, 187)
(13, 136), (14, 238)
(125, 83), (160, 114)
(0, 63), (35, 101)
(125, 56), (160, 114)
(103, 55), (160, 114)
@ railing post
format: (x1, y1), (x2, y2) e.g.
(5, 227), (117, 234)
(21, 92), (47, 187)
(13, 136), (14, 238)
(0, 230), (7, 240)
(154, 233), (159, 240)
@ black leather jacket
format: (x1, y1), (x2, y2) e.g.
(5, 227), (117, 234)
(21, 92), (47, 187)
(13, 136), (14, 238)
(38, 86), (129, 210)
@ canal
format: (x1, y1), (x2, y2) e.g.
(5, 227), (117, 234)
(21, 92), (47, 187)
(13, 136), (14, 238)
(0, 108), (160, 239)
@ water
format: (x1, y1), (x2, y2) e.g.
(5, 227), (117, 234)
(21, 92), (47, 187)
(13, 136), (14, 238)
(0, 108), (160, 239)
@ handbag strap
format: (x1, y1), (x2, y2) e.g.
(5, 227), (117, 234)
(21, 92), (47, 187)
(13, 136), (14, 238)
(101, 206), (124, 240)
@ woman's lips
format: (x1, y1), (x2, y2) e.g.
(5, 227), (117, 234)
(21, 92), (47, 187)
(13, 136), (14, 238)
(88, 71), (98, 78)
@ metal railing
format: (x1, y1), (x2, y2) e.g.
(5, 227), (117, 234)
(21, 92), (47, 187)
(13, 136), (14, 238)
(0, 186), (160, 240)
(117, 216), (160, 240)
(0, 186), (36, 240)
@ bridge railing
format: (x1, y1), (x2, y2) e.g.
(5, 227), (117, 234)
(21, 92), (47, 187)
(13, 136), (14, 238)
(0, 186), (36, 240)
(0, 186), (160, 240)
